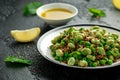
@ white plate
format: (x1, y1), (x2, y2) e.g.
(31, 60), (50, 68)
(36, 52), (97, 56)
(37, 24), (120, 69)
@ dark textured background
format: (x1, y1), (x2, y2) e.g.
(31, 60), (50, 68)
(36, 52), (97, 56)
(1, 0), (120, 80)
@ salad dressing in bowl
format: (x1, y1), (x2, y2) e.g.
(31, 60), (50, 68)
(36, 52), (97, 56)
(40, 8), (74, 20)
(36, 3), (78, 26)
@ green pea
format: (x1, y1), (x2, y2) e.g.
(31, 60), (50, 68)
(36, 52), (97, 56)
(99, 43), (103, 47)
(52, 36), (61, 44)
(95, 32), (102, 38)
(92, 56), (96, 61)
(82, 48), (91, 55)
(101, 29), (106, 35)
(92, 62), (98, 67)
(78, 55), (82, 60)
(61, 38), (66, 46)
(108, 55), (114, 60)
(72, 51), (81, 59)
(103, 57), (108, 61)
(78, 60), (88, 67)
(105, 45), (110, 50)
(112, 33), (119, 40)
(118, 45), (120, 51)
(91, 38), (100, 44)
(55, 43), (61, 48)
(64, 52), (69, 57)
(67, 27), (76, 33)
(63, 52), (69, 60)
(85, 41), (91, 47)
(100, 59), (106, 65)
(77, 48), (82, 53)
(51, 39), (56, 44)
(80, 41), (84, 45)
(72, 31), (80, 36)
(106, 39), (114, 45)
(69, 53), (73, 57)
(113, 48), (119, 53)
(73, 54), (78, 59)
(112, 52), (120, 58)
(75, 51), (81, 55)
(50, 45), (55, 52)
(100, 39), (105, 46)
(55, 56), (59, 60)
(96, 61), (100, 65)
(110, 44), (115, 48)
(69, 37), (73, 43)
(90, 44), (96, 52)
(85, 58), (93, 66)
(59, 57), (63, 61)
(107, 59), (113, 65)
(106, 51), (112, 56)
(89, 31), (94, 36)
(60, 32), (64, 37)
(52, 52), (56, 57)
(68, 43), (75, 49)
(74, 35), (83, 42)
(79, 28), (85, 32)
(97, 47), (105, 55)
(86, 46), (90, 48)
(91, 26), (100, 30)
(80, 33), (86, 37)
(90, 47), (96, 52)
(68, 57), (75, 66)
(115, 43), (119, 47)
(56, 49), (64, 57)
(87, 55), (96, 61)
(61, 41), (66, 46)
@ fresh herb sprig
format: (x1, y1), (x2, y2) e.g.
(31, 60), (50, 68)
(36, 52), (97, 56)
(23, 2), (42, 15)
(88, 8), (106, 18)
(5, 56), (32, 65)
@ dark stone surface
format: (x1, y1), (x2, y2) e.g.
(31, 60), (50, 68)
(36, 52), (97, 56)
(1, 0), (120, 80)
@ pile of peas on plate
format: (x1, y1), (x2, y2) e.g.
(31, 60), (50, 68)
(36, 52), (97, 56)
(50, 26), (120, 67)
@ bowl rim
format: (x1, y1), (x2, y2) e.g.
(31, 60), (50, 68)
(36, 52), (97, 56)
(36, 2), (78, 21)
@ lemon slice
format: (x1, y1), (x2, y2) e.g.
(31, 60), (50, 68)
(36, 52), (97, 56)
(10, 27), (40, 42)
(112, 0), (120, 9)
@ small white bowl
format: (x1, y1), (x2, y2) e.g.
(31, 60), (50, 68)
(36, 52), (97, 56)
(36, 3), (78, 27)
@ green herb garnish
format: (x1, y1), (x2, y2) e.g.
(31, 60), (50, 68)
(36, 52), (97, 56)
(88, 8), (106, 18)
(5, 56), (32, 65)
(23, 2), (42, 15)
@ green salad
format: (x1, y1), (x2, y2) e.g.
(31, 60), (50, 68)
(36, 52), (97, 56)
(50, 26), (120, 67)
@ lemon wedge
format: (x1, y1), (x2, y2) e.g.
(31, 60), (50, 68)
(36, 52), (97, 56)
(10, 27), (40, 42)
(112, 0), (120, 9)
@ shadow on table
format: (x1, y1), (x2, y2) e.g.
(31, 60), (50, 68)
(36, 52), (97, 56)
(40, 23), (54, 35)
(34, 57), (120, 80)
(5, 62), (30, 68)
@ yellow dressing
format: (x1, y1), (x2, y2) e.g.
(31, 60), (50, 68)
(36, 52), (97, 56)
(41, 8), (73, 20)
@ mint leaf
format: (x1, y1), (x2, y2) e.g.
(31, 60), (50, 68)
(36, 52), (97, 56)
(23, 2), (42, 15)
(88, 8), (106, 17)
(5, 56), (32, 65)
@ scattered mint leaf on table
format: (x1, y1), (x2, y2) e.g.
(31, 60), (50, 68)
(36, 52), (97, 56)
(23, 2), (42, 15)
(5, 56), (32, 65)
(88, 8), (106, 18)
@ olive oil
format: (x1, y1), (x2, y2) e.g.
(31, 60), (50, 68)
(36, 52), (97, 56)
(41, 8), (73, 20)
